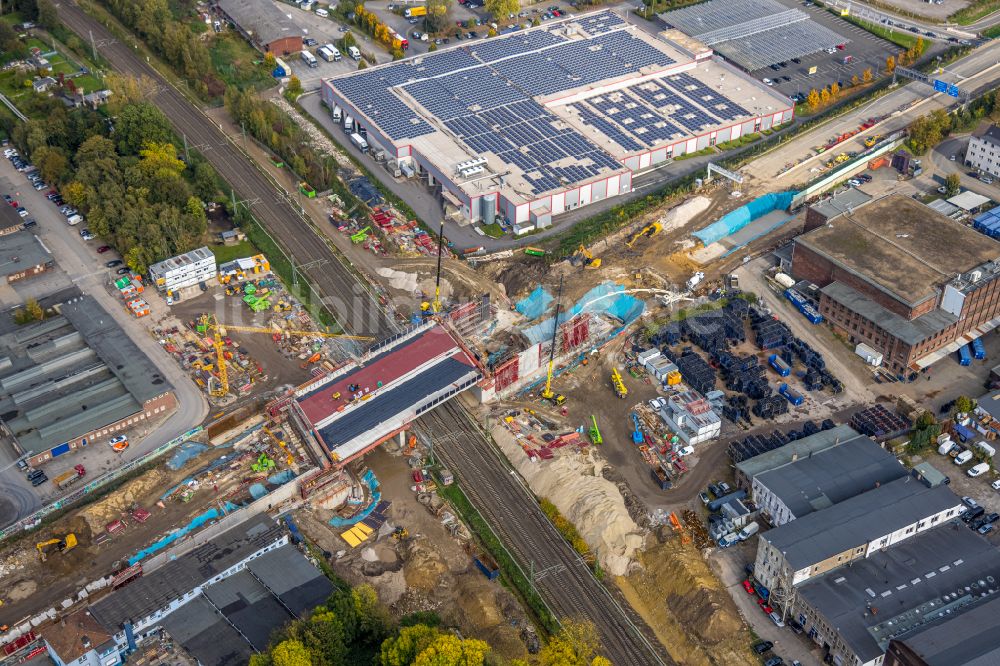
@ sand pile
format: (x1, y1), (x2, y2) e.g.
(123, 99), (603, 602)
(78, 468), (167, 534)
(492, 427), (642, 576)
(376, 267), (453, 299)
(661, 195), (711, 233)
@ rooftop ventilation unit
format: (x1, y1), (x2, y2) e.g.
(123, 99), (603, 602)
(455, 157), (487, 175)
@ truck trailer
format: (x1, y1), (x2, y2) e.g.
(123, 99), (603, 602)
(54, 464), (86, 490)
(405, 5), (427, 17)
(350, 133), (369, 153)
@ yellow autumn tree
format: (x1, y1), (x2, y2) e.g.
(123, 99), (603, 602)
(820, 87), (831, 105)
(806, 88), (820, 111)
(863, 67), (873, 83)
(886, 55), (896, 73)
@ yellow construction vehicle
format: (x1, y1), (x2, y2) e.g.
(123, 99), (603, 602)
(611, 367), (627, 399)
(263, 425), (295, 467)
(573, 245), (602, 269)
(420, 222), (446, 315)
(196, 314), (374, 397)
(864, 134), (882, 148)
(625, 220), (662, 249)
(37, 534), (77, 562)
(540, 277), (566, 406)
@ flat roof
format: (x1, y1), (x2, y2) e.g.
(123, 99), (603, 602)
(736, 424), (858, 479)
(821, 281), (957, 346)
(215, 0), (301, 46)
(892, 595), (1000, 666)
(808, 188), (873, 221)
(325, 10), (788, 207)
(296, 323), (479, 461)
(0, 295), (172, 455)
(798, 524), (1000, 662)
(756, 435), (906, 518)
(0, 229), (53, 277)
(948, 190), (992, 211)
(89, 515), (282, 632)
(160, 595), (253, 666)
(797, 194), (1000, 307)
(762, 477), (962, 571)
(147, 246), (214, 279)
(202, 570), (292, 652)
(246, 543), (334, 616)
(0, 199), (25, 234)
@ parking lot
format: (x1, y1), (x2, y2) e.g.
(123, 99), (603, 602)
(748, 0), (903, 100)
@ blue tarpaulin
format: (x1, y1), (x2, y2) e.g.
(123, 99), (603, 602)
(516, 285), (554, 320)
(694, 191), (797, 246)
(522, 283), (645, 345)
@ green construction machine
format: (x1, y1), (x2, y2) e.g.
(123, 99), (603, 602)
(251, 453), (276, 473)
(589, 415), (602, 445)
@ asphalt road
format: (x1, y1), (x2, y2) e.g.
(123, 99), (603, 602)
(54, 0), (396, 339)
(418, 400), (671, 666)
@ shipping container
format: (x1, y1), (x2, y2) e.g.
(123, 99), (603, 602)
(768, 354), (791, 377)
(855, 343), (883, 366)
(779, 383), (804, 406)
(973, 337), (986, 360)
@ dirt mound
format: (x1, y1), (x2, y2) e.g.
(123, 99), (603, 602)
(400, 539), (449, 594)
(78, 468), (168, 534)
(618, 538), (755, 666)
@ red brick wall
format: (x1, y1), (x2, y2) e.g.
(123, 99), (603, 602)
(792, 242), (929, 320)
(268, 36), (302, 57)
(803, 207), (829, 233)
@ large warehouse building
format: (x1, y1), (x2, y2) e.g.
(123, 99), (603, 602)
(215, 0), (303, 56)
(322, 10), (792, 230)
(660, 0), (848, 71)
(0, 295), (176, 466)
(791, 193), (1000, 373)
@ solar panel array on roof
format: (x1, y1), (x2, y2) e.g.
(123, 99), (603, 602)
(577, 11), (627, 35)
(661, 72), (750, 120)
(571, 103), (645, 152)
(469, 29), (566, 63)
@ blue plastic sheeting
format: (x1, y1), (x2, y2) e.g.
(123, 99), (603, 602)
(516, 285), (554, 320)
(522, 282), (645, 345)
(329, 469), (382, 527)
(127, 502), (239, 565)
(268, 469), (296, 485)
(722, 213), (796, 257)
(166, 442), (207, 470)
(694, 191), (797, 246)
(249, 483), (268, 500)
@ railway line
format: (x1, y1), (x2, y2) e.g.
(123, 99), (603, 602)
(55, 3), (671, 661)
(418, 401), (671, 666)
(55, 0), (396, 339)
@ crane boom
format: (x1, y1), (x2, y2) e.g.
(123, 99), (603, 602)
(540, 276), (565, 405)
(217, 323), (374, 341)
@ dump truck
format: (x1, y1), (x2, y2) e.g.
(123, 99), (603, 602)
(53, 464), (86, 490)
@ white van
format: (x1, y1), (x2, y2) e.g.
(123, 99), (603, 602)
(315, 7), (329, 18)
(737, 521), (759, 541)
(955, 450), (974, 465)
(976, 441), (997, 458)
(348, 45), (361, 61)
(968, 462), (990, 477)
(938, 440), (956, 456)
(67, 214), (83, 226)
(718, 533), (739, 548)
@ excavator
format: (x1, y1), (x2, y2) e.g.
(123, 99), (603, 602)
(540, 276), (566, 406)
(572, 245), (601, 269)
(37, 534), (77, 562)
(625, 220), (662, 248)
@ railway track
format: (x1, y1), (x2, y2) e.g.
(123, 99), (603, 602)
(418, 401), (671, 666)
(55, 0), (396, 339)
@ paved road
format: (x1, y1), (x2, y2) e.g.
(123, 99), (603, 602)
(748, 41), (1000, 190)
(419, 400), (671, 666)
(55, 0), (396, 339)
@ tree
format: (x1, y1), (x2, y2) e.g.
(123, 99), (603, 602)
(851, 74), (859, 87)
(485, 0), (519, 21)
(886, 55), (896, 73)
(137, 142), (186, 181)
(954, 395), (975, 415)
(945, 173), (961, 196)
(428, 41), (438, 51)
(806, 88), (820, 111)
(353, 585), (390, 642)
(25, 298), (44, 321)
(193, 161), (220, 200)
(391, 47), (404, 60)
(830, 82), (840, 98)
(862, 67), (873, 83)
(380, 624), (439, 666)
(425, 0), (452, 34)
(14, 0), (39, 21)
(819, 87), (831, 106)
(286, 75), (303, 98)
(104, 73), (158, 114)
(413, 634), (489, 666)
(358, 59), (368, 69)
(265, 51), (277, 69)
(115, 102), (173, 155)
(33, 146), (69, 184)
(37, 0), (58, 29)
(535, 620), (604, 666)
(270, 640), (312, 666)
(916, 36), (925, 56)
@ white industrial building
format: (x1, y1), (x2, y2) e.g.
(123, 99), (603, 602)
(148, 246), (217, 293)
(965, 124), (1000, 178)
(638, 349), (679, 383)
(656, 390), (721, 445)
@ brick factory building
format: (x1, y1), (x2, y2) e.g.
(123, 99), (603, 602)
(214, 0), (302, 56)
(791, 193), (1000, 373)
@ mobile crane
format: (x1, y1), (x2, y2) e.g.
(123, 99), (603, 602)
(196, 314), (374, 397)
(540, 276), (566, 406)
(611, 367), (628, 399)
(421, 222), (445, 315)
(589, 415), (603, 445)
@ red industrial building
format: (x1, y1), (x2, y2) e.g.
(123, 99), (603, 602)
(214, 0), (302, 56)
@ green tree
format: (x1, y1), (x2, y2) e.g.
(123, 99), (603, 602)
(428, 41), (438, 51)
(353, 584), (390, 642)
(115, 102), (173, 155)
(0, 22), (20, 55)
(954, 395), (976, 415)
(192, 160), (220, 200)
(14, 0), (39, 21)
(33, 146), (69, 184)
(425, 0), (452, 33)
(37, 0), (58, 29)
(271, 639), (312, 666)
(358, 59), (368, 69)
(391, 47), (404, 60)
(25, 298), (44, 321)
(485, 0), (519, 20)
(380, 624), (439, 666)
(286, 75), (303, 98)
(945, 173), (961, 197)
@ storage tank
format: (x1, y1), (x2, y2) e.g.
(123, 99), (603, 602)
(774, 273), (795, 289)
(481, 193), (497, 226)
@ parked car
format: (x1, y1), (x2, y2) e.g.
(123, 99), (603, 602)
(764, 657), (784, 666)
(116, 267), (130, 275)
(752, 641), (773, 654)
(699, 492), (711, 505)
(955, 450), (974, 465)
(991, 479), (1000, 491)
(968, 462), (989, 477)
(16, 207), (28, 217)
(962, 506), (986, 523)
(742, 580), (755, 594)
(962, 496), (979, 509)
(106, 259), (123, 268)
(979, 523), (994, 535)
(97, 245), (111, 253)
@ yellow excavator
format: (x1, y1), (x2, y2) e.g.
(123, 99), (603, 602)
(573, 245), (602, 269)
(625, 220), (662, 248)
(37, 534), (77, 562)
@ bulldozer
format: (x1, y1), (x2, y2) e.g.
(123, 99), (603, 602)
(37, 534), (77, 562)
(571, 245), (601, 269)
(625, 220), (662, 249)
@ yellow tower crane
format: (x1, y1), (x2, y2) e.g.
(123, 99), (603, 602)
(196, 314), (374, 397)
(263, 425), (295, 467)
